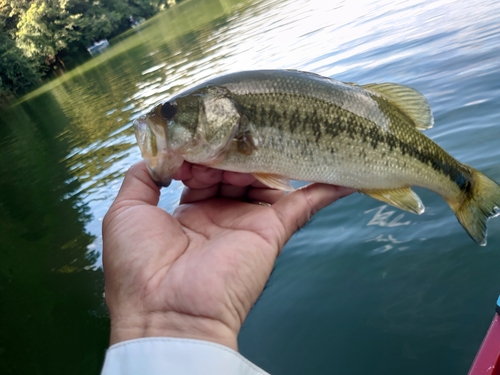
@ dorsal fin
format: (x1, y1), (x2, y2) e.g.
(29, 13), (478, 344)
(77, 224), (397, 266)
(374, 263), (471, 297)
(361, 83), (434, 131)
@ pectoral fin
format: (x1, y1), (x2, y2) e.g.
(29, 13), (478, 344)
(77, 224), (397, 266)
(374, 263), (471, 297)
(360, 187), (425, 214)
(253, 173), (294, 191)
(234, 131), (257, 156)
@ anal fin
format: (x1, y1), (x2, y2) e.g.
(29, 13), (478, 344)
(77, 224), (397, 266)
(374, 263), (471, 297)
(360, 187), (425, 214)
(253, 173), (294, 191)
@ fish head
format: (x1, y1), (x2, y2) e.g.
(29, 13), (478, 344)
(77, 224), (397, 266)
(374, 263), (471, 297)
(134, 86), (241, 186)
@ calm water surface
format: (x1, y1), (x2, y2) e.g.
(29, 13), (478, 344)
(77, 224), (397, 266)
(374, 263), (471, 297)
(1, 0), (500, 373)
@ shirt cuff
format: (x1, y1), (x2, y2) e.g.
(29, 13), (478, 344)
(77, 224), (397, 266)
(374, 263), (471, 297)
(101, 337), (270, 375)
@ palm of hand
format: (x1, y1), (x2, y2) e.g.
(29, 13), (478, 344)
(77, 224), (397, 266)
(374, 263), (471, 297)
(103, 162), (353, 349)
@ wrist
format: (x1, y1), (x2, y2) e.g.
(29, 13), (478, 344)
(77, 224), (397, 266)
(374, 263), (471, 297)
(109, 310), (239, 351)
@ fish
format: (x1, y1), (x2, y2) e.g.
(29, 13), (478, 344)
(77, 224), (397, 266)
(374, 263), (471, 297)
(133, 69), (500, 245)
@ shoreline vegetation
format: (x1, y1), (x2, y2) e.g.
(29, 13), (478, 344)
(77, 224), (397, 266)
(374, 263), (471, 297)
(0, 0), (180, 105)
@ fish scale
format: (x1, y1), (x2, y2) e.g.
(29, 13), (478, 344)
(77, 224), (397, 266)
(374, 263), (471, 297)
(134, 69), (500, 245)
(222, 88), (447, 189)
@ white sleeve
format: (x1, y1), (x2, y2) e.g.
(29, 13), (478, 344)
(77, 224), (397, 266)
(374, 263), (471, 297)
(101, 337), (271, 375)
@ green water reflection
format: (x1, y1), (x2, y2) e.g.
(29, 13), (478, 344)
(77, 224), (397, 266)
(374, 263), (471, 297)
(0, 0), (253, 373)
(0, 96), (108, 374)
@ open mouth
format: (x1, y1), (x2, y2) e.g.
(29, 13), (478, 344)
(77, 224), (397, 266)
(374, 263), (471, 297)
(133, 115), (176, 187)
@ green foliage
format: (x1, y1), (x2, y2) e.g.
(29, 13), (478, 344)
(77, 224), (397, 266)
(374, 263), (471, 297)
(15, 2), (66, 59)
(0, 28), (40, 100)
(0, 0), (170, 101)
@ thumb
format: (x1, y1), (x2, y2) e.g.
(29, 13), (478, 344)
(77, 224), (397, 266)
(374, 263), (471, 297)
(103, 161), (161, 234)
(113, 161), (161, 207)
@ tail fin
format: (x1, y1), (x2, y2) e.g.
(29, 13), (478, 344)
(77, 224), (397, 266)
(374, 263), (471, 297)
(450, 169), (500, 246)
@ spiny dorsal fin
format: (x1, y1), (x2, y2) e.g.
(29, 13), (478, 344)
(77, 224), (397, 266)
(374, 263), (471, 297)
(361, 83), (434, 131)
(360, 187), (425, 215)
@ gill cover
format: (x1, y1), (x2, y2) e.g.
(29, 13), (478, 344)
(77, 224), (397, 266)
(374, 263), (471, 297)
(167, 86), (242, 164)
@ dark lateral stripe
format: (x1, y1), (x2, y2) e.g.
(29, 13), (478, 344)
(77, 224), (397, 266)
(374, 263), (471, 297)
(241, 96), (471, 194)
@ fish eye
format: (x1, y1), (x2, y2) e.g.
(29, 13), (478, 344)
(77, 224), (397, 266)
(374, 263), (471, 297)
(161, 101), (177, 120)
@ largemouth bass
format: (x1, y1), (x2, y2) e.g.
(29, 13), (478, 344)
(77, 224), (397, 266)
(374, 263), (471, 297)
(133, 70), (500, 245)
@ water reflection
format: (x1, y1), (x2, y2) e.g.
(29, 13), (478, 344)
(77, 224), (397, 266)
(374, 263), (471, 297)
(2, 0), (500, 373)
(363, 205), (416, 253)
(367, 234), (412, 254)
(0, 97), (108, 374)
(365, 205), (413, 228)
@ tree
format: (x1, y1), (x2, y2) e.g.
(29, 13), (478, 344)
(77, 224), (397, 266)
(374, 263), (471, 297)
(0, 28), (40, 100)
(15, 1), (80, 73)
(0, 0), (168, 100)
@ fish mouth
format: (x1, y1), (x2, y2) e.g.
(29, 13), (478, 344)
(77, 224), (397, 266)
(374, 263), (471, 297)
(133, 115), (181, 187)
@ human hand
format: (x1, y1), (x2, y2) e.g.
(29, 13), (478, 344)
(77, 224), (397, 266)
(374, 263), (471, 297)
(102, 161), (354, 350)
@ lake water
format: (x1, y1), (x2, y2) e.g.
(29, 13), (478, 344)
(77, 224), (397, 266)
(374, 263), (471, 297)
(1, 0), (500, 373)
